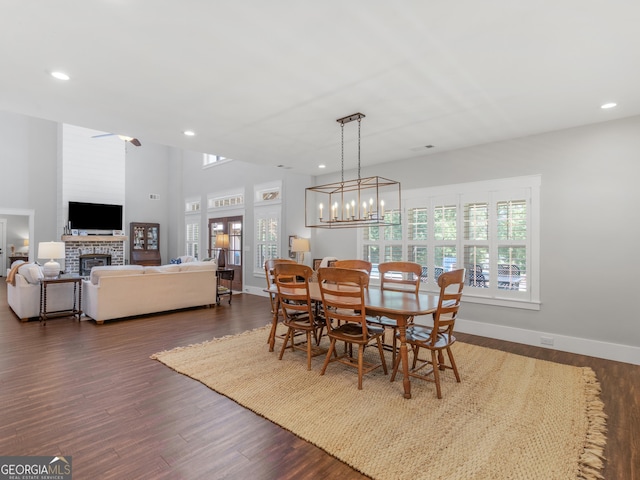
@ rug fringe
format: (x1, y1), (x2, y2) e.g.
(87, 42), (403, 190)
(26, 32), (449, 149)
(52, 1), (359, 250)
(150, 324), (271, 359)
(577, 368), (607, 480)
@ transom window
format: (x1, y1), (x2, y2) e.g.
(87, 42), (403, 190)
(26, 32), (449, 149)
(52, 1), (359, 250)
(203, 153), (232, 167)
(208, 194), (244, 209)
(185, 199), (200, 212)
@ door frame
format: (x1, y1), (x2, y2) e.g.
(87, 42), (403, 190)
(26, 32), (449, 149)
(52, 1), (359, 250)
(0, 208), (35, 273)
(208, 214), (243, 292)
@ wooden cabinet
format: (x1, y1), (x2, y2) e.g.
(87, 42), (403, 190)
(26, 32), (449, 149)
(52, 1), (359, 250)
(130, 223), (161, 266)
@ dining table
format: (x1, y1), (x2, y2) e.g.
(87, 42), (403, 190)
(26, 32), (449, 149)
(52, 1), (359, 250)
(267, 282), (442, 399)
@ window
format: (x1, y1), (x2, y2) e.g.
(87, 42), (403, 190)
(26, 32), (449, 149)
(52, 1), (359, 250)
(184, 198), (201, 259)
(207, 194), (244, 209)
(255, 185), (281, 203)
(203, 153), (232, 167)
(255, 207), (280, 273)
(185, 220), (199, 259)
(254, 181), (282, 275)
(185, 199), (200, 212)
(360, 176), (540, 309)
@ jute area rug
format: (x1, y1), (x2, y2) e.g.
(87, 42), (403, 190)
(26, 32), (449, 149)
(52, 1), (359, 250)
(151, 325), (607, 480)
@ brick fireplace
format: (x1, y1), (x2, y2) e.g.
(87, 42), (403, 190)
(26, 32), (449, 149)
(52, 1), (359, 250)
(62, 235), (126, 276)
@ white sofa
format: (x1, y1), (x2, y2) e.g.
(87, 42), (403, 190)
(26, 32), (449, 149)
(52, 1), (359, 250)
(82, 262), (217, 324)
(7, 262), (76, 321)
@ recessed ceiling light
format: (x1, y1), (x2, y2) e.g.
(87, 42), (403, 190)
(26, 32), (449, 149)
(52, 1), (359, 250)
(601, 102), (617, 109)
(51, 71), (70, 80)
(183, 130), (195, 136)
(318, 164), (326, 169)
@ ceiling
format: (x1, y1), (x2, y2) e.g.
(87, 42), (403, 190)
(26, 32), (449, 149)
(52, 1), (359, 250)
(1, 1), (639, 176)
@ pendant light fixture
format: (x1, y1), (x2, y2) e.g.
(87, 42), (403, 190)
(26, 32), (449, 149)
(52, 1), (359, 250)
(305, 113), (401, 229)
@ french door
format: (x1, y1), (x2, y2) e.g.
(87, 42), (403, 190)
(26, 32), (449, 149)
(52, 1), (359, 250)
(208, 215), (243, 292)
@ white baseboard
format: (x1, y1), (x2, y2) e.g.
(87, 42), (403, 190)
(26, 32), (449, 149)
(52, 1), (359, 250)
(242, 288), (640, 365)
(456, 318), (640, 366)
(245, 285), (270, 297)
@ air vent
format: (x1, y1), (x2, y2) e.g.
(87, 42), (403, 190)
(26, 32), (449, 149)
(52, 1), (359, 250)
(149, 194), (160, 200)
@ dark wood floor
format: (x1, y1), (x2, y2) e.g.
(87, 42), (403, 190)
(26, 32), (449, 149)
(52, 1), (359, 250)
(0, 286), (638, 480)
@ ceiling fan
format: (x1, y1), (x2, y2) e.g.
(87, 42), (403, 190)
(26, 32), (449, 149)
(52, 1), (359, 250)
(91, 133), (142, 147)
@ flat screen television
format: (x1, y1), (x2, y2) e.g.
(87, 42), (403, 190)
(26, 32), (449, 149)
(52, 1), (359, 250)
(68, 201), (123, 231)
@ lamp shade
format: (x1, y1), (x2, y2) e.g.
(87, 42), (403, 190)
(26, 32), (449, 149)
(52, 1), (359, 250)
(214, 234), (229, 249)
(291, 238), (310, 253)
(215, 234), (229, 268)
(38, 241), (65, 279)
(18, 238), (29, 253)
(38, 241), (65, 260)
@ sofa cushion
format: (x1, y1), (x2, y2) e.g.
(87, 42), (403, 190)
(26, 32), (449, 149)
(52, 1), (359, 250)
(144, 264), (181, 274)
(178, 261), (217, 272)
(18, 263), (43, 284)
(90, 265), (144, 285)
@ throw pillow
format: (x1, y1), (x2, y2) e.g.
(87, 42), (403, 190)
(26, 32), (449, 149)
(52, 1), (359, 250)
(18, 263), (44, 284)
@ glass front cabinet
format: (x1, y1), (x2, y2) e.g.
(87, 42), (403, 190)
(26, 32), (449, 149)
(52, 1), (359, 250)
(130, 222), (161, 266)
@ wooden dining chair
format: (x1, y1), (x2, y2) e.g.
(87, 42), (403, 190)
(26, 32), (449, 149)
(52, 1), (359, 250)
(265, 258), (299, 350)
(332, 260), (372, 279)
(274, 263), (326, 370)
(317, 267), (387, 389)
(367, 261), (422, 365)
(265, 258), (297, 316)
(391, 268), (465, 398)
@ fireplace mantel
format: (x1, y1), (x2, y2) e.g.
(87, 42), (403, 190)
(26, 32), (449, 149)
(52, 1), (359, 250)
(62, 235), (128, 242)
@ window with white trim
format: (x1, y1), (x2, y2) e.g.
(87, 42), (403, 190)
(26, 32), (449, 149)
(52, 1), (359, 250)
(203, 153), (232, 167)
(185, 199), (200, 213)
(207, 194), (244, 209)
(360, 175), (540, 309)
(254, 181), (282, 275)
(184, 198), (201, 259)
(255, 207), (280, 274)
(185, 218), (199, 259)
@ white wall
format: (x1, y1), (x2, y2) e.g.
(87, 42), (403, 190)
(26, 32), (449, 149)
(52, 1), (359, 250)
(61, 124), (126, 236)
(124, 141), (172, 265)
(0, 112), (57, 250)
(312, 115), (640, 363)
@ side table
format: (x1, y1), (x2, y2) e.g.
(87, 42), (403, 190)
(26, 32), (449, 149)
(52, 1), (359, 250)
(216, 268), (234, 305)
(40, 275), (83, 325)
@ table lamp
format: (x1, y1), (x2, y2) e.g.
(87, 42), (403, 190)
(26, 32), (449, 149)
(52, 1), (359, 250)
(18, 238), (29, 255)
(38, 241), (65, 279)
(291, 238), (310, 264)
(215, 233), (229, 268)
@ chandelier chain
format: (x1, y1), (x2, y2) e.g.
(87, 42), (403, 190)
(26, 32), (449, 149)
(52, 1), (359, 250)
(341, 122), (345, 183)
(357, 117), (361, 180)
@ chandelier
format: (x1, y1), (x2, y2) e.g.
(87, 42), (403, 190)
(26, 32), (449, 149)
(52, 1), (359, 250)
(305, 113), (401, 229)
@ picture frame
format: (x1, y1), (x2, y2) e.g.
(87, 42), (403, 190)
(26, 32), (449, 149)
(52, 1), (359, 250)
(313, 259), (336, 270)
(71, 229), (79, 236)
